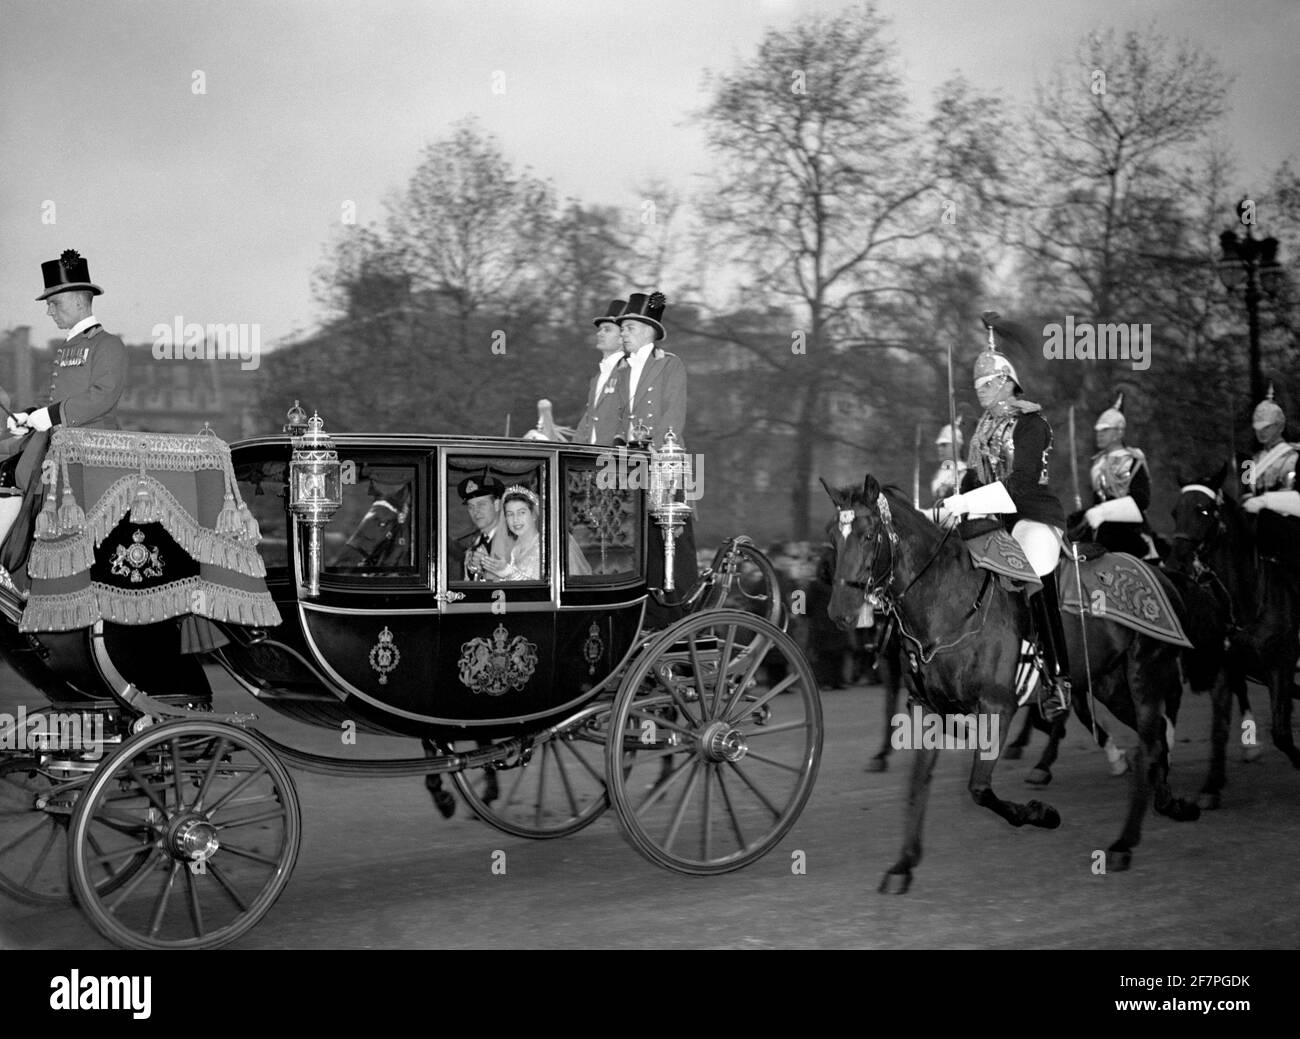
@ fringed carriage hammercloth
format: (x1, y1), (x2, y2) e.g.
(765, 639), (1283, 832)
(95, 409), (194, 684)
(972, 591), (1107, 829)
(19, 427), (281, 636)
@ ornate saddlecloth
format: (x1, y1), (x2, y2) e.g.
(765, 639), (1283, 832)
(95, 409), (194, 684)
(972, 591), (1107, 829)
(18, 428), (281, 634)
(1058, 551), (1190, 648)
(963, 528), (1043, 594)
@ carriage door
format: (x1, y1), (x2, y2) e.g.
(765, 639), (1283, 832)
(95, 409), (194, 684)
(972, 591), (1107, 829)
(295, 449), (440, 722)
(435, 450), (557, 723)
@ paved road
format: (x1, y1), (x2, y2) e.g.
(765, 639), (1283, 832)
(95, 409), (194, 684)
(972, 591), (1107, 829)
(2, 660), (1298, 949)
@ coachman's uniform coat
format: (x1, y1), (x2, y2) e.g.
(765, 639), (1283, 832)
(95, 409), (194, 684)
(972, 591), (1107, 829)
(627, 347), (687, 449)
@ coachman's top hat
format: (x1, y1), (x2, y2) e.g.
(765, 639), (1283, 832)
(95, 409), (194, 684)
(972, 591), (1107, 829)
(37, 249), (103, 300)
(594, 299), (627, 328)
(457, 473), (505, 502)
(617, 291), (667, 341)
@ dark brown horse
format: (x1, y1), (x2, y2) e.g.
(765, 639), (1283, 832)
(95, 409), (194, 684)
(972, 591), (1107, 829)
(826, 476), (1199, 892)
(1168, 465), (1300, 806)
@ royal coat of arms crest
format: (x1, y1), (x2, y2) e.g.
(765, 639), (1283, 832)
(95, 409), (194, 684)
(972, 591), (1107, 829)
(458, 623), (539, 696)
(109, 528), (164, 583)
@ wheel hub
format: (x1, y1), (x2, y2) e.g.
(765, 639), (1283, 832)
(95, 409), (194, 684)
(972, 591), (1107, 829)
(170, 817), (220, 863)
(700, 722), (748, 763)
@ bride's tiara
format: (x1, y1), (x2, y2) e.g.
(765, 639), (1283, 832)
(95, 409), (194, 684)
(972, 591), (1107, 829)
(503, 485), (540, 509)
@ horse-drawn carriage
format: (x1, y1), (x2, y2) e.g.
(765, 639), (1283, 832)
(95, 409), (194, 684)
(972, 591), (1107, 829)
(0, 408), (821, 949)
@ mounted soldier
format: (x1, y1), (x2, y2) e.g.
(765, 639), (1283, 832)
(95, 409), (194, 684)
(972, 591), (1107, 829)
(1242, 382), (1300, 585)
(1073, 393), (1159, 560)
(935, 311), (1071, 719)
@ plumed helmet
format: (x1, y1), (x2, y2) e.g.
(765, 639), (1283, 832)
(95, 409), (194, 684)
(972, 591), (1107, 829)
(973, 311), (1021, 389)
(1095, 392), (1126, 432)
(1252, 382), (1285, 429)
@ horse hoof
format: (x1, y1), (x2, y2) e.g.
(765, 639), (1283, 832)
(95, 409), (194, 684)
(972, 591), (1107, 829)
(431, 789), (456, 819)
(1197, 791), (1222, 811)
(878, 870), (912, 895)
(865, 755), (889, 773)
(1107, 849), (1132, 872)
(1002, 745), (1024, 761)
(1157, 798), (1201, 822)
(1026, 800), (1061, 829)
(1025, 768), (1052, 786)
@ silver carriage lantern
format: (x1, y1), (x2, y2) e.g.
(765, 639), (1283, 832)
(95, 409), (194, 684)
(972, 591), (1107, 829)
(648, 428), (693, 591)
(288, 408), (342, 598)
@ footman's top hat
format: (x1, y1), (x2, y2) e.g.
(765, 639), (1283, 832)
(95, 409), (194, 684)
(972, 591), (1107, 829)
(37, 249), (103, 300)
(594, 299), (627, 328)
(617, 291), (666, 340)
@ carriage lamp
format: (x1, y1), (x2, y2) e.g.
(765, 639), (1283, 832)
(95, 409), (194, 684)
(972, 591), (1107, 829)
(648, 428), (693, 591)
(288, 411), (342, 598)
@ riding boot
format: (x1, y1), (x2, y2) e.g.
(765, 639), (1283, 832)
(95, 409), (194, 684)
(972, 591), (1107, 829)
(1031, 572), (1072, 722)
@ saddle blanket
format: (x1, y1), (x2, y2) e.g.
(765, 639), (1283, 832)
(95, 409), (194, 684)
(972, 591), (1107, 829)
(963, 529), (1043, 594)
(1058, 551), (1191, 648)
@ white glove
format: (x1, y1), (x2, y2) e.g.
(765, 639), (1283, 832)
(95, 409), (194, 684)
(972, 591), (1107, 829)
(25, 408), (52, 432)
(1242, 495), (1265, 515)
(1084, 505), (1104, 529)
(7, 414), (30, 437)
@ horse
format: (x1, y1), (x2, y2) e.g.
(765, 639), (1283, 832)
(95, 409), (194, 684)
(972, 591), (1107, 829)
(824, 481), (1124, 784)
(1168, 465), (1300, 803)
(825, 475), (1200, 892)
(337, 487), (412, 569)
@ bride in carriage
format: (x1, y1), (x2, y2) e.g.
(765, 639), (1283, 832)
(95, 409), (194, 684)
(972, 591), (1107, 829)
(478, 484), (592, 579)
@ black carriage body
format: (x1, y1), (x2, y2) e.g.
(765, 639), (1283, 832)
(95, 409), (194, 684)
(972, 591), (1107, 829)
(216, 434), (649, 740)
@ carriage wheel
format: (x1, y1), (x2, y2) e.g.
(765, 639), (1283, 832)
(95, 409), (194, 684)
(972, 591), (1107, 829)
(67, 720), (301, 950)
(696, 540), (783, 628)
(605, 610), (822, 875)
(0, 757), (88, 906)
(450, 710), (612, 839)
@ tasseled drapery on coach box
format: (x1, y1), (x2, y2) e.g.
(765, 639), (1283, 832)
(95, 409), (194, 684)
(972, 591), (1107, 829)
(19, 427), (282, 636)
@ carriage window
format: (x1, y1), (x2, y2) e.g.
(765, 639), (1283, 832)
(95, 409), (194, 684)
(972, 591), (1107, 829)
(322, 461), (419, 577)
(564, 460), (642, 582)
(234, 456), (288, 576)
(448, 457), (550, 585)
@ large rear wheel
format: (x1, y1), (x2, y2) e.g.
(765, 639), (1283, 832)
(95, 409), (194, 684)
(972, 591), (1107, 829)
(605, 610), (821, 875)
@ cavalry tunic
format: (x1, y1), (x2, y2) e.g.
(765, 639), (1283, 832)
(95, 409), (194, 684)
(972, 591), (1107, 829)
(1243, 440), (1300, 577)
(1087, 445), (1153, 557)
(961, 402), (1066, 530)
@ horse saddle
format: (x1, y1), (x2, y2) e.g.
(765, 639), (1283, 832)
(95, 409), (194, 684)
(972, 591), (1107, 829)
(1057, 550), (1191, 648)
(960, 522), (1043, 594)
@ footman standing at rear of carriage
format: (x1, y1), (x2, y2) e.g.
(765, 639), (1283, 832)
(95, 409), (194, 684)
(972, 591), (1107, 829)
(0, 251), (128, 586)
(573, 299), (631, 446)
(617, 291), (698, 629)
(936, 311), (1072, 720)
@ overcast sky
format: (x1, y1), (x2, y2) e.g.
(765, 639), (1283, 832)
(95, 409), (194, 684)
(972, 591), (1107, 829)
(2, 0), (1296, 349)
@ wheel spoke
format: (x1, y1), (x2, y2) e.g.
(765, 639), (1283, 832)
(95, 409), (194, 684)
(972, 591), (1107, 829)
(85, 843), (158, 870)
(20, 824), (60, 889)
(170, 738), (187, 812)
(206, 764), (269, 815)
(218, 841), (281, 868)
(124, 764), (171, 817)
(633, 754), (694, 817)
(559, 738), (604, 785)
(214, 808), (287, 831)
(738, 749), (803, 774)
(701, 764), (713, 862)
(551, 743), (581, 817)
(687, 635), (712, 721)
(713, 624), (739, 706)
(193, 738), (231, 811)
(725, 671), (798, 724)
(628, 707), (695, 739)
(147, 861), (181, 938)
(207, 858), (250, 913)
(185, 866), (205, 937)
(715, 768), (747, 851)
(720, 633), (774, 719)
(106, 851), (162, 912)
(663, 759), (702, 853)
(0, 816), (49, 857)
(534, 746), (548, 828)
(725, 760), (782, 819)
(743, 719), (812, 738)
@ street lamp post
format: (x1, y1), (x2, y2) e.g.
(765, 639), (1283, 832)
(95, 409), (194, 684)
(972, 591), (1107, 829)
(1217, 199), (1284, 404)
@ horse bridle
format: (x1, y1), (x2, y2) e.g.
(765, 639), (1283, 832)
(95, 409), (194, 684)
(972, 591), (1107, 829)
(834, 493), (986, 664)
(1172, 484), (1240, 631)
(351, 498), (410, 566)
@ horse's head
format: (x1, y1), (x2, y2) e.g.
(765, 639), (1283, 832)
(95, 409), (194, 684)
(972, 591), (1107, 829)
(343, 487), (412, 566)
(1168, 462), (1230, 574)
(822, 474), (895, 631)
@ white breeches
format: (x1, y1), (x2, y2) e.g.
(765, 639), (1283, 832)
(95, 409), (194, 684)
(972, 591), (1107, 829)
(1012, 519), (1062, 577)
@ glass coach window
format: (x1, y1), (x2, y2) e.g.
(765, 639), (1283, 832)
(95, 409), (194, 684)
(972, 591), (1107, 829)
(322, 459), (421, 579)
(564, 457), (642, 583)
(448, 456), (550, 586)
